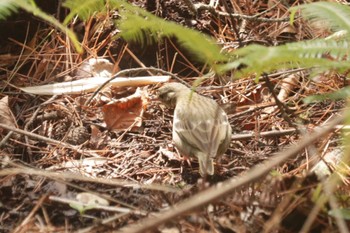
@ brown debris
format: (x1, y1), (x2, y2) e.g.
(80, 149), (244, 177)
(102, 88), (148, 131)
(0, 0), (348, 232)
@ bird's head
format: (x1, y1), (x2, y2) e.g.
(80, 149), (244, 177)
(157, 83), (190, 108)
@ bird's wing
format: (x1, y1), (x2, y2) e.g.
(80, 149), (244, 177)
(173, 108), (228, 158)
(210, 110), (231, 156)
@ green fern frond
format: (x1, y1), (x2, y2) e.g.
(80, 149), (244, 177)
(19, 1), (82, 52)
(291, 2), (350, 37)
(63, 0), (106, 25)
(0, 0), (22, 20)
(110, 0), (226, 67)
(63, 0), (225, 66)
(285, 39), (350, 60)
(220, 39), (350, 79)
(304, 86), (350, 103)
(0, 0), (82, 52)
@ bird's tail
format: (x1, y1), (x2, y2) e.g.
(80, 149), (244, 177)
(198, 153), (214, 176)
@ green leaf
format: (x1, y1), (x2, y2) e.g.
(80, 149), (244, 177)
(219, 39), (350, 79)
(63, 0), (106, 25)
(328, 208), (350, 220)
(0, 0), (19, 20)
(291, 2), (350, 37)
(304, 86), (350, 104)
(219, 2), (350, 79)
(311, 184), (323, 203)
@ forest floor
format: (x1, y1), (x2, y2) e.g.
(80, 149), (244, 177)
(0, 0), (349, 232)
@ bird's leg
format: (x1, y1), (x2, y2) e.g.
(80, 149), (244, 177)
(197, 174), (210, 191)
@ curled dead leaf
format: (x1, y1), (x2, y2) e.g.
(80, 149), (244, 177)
(102, 88), (148, 131)
(75, 58), (114, 79)
(0, 96), (17, 135)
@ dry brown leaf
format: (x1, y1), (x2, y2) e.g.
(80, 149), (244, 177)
(0, 96), (17, 134)
(0, 54), (16, 68)
(102, 88), (148, 131)
(90, 124), (104, 146)
(280, 24), (297, 35)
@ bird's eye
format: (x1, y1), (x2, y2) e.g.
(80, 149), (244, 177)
(158, 92), (167, 100)
(158, 90), (177, 107)
(160, 91), (175, 98)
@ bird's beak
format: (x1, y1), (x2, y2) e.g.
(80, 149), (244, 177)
(150, 92), (161, 102)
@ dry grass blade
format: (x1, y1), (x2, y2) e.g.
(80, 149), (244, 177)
(19, 76), (171, 95)
(0, 163), (179, 193)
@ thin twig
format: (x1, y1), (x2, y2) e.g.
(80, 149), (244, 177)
(14, 193), (49, 233)
(253, 1), (281, 18)
(0, 131), (14, 148)
(324, 179), (350, 233)
(181, 0), (197, 14)
(263, 73), (296, 129)
(221, 0), (242, 47)
(181, 0), (290, 22)
(301, 175), (349, 233)
(0, 123), (100, 157)
(24, 95), (58, 159)
(0, 162), (179, 193)
(49, 196), (145, 215)
(231, 128), (297, 141)
(77, 213), (130, 233)
(194, 3), (290, 22)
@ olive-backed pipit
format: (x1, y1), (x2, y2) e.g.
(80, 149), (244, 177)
(158, 82), (232, 176)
